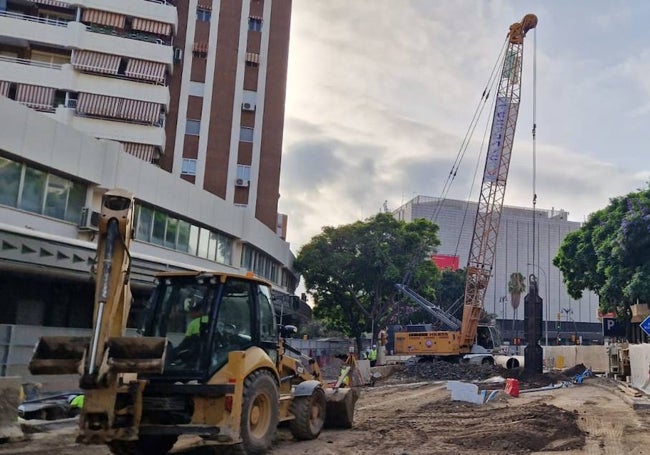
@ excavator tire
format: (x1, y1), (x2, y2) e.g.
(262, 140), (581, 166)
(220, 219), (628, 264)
(289, 386), (326, 440)
(239, 370), (279, 454)
(108, 435), (177, 455)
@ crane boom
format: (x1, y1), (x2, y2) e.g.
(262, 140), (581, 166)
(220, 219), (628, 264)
(459, 14), (538, 350)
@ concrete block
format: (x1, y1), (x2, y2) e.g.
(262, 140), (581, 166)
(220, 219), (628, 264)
(447, 381), (486, 404)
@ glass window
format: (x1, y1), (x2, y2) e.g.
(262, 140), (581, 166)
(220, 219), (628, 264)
(65, 181), (86, 223)
(151, 211), (166, 245)
(208, 231), (219, 261)
(258, 284), (276, 343)
(236, 164), (251, 180)
(0, 156), (22, 207)
(19, 167), (46, 213)
(248, 17), (263, 32)
(185, 119), (200, 136)
(197, 8), (211, 22)
(217, 235), (233, 265)
(197, 227), (209, 258)
(43, 174), (69, 219)
(211, 279), (253, 370)
(136, 205), (153, 241)
(188, 224), (200, 255)
(177, 220), (190, 253)
(165, 217), (178, 249)
(240, 127), (254, 143)
(181, 158), (197, 175)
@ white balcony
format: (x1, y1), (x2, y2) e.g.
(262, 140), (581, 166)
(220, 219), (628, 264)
(44, 107), (166, 150)
(0, 59), (170, 108)
(0, 13), (173, 66)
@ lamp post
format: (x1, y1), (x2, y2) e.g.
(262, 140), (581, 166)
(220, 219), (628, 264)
(528, 263), (549, 346)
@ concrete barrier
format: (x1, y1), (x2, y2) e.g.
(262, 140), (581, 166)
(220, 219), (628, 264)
(542, 346), (608, 372)
(628, 344), (650, 394)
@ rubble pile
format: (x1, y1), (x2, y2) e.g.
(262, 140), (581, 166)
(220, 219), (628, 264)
(398, 360), (502, 382)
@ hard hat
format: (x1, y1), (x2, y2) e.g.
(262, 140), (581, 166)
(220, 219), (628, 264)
(372, 344), (377, 348)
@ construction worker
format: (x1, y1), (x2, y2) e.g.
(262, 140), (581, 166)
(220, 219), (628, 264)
(368, 344), (378, 367)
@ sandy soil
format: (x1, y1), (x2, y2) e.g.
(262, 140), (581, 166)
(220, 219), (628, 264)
(1, 377), (649, 455)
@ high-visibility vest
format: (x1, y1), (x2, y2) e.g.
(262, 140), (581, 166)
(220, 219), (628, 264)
(368, 349), (377, 361)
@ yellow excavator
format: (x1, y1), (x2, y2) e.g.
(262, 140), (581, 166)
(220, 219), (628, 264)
(29, 189), (356, 454)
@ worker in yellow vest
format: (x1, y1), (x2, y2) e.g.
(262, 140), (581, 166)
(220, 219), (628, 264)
(368, 345), (378, 367)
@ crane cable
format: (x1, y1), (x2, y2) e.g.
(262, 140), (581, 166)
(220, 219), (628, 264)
(430, 37), (509, 224)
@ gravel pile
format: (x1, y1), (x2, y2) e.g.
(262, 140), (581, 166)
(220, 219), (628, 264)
(396, 360), (503, 382)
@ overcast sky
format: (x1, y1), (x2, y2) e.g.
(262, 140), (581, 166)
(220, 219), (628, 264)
(279, 1), (650, 253)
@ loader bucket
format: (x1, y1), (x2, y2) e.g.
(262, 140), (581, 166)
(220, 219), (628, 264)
(28, 336), (90, 375)
(324, 387), (359, 429)
(107, 336), (167, 373)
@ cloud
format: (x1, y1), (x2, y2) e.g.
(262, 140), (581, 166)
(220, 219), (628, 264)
(280, 1), (650, 253)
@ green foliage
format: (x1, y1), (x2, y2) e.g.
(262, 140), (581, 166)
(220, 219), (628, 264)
(508, 272), (526, 310)
(294, 213), (441, 348)
(553, 185), (650, 317)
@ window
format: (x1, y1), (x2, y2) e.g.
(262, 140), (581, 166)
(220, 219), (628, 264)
(248, 17), (262, 32)
(136, 205), (153, 242)
(43, 175), (69, 219)
(185, 119), (200, 136)
(0, 156), (22, 207)
(197, 8), (211, 22)
(177, 220), (190, 253)
(239, 127), (254, 143)
(181, 158), (197, 175)
(151, 211), (167, 245)
(165, 217), (178, 249)
(19, 167), (46, 214)
(236, 164), (251, 180)
(188, 81), (204, 97)
(258, 284), (276, 343)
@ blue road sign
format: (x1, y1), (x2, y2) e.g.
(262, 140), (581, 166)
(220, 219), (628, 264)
(640, 315), (650, 337)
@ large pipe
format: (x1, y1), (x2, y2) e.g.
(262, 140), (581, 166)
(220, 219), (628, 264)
(494, 355), (525, 369)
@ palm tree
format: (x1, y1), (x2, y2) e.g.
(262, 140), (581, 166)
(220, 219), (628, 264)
(508, 272), (526, 311)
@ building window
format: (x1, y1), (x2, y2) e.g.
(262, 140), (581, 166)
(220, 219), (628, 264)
(240, 127), (254, 143)
(237, 164), (251, 180)
(185, 119), (200, 135)
(248, 17), (262, 32)
(188, 81), (204, 97)
(0, 155), (86, 223)
(181, 158), (197, 175)
(197, 8), (211, 22)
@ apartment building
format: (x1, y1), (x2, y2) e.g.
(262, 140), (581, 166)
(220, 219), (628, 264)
(0, 0), (309, 338)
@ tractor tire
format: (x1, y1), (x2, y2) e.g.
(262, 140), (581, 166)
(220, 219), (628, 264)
(239, 370), (279, 454)
(289, 386), (326, 440)
(108, 435), (177, 455)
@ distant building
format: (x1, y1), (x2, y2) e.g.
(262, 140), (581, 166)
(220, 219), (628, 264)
(394, 196), (600, 329)
(0, 0), (310, 334)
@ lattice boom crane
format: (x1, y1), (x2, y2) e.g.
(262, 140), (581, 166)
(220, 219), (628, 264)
(459, 14), (538, 350)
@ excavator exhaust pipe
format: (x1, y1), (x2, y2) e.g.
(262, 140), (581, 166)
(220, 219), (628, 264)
(29, 336), (167, 376)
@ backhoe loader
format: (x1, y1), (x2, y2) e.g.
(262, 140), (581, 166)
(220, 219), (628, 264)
(29, 189), (356, 454)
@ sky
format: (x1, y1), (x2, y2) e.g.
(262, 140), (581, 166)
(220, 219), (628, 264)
(279, 1), (650, 254)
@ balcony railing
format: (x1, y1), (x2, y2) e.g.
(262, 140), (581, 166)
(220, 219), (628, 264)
(0, 54), (64, 70)
(0, 9), (71, 27)
(85, 23), (171, 46)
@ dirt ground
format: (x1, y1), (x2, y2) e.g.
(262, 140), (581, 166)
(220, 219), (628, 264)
(2, 374), (650, 455)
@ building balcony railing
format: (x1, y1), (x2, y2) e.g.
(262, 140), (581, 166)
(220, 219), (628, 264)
(85, 23), (171, 46)
(0, 54), (64, 70)
(0, 9), (71, 28)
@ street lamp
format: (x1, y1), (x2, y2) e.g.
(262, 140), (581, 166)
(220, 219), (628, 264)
(528, 263), (549, 346)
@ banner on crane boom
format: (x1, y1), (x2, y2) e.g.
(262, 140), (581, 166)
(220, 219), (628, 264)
(483, 96), (509, 183)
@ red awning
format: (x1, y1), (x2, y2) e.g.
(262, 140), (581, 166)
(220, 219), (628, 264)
(15, 84), (55, 111)
(0, 81), (10, 98)
(82, 9), (126, 28)
(132, 17), (172, 36)
(245, 52), (260, 64)
(76, 92), (121, 118)
(71, 50), (121, 75)
(124, 58), (166, 84)
(122, 142), (157, 162)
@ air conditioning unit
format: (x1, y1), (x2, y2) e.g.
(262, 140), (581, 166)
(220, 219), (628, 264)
(235, 178), (250, 187)
(78, 207), (101, 231)
(242, 102), (256, 112)
(173, 47), (183, 63)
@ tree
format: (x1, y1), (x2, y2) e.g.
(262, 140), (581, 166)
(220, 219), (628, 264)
(294, 213), (440, 353)
(508, 272), (526, 311)
(553, 186), (650, 334)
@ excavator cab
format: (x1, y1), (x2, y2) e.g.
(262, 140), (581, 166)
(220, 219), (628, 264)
(140, 272), (278, 380)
